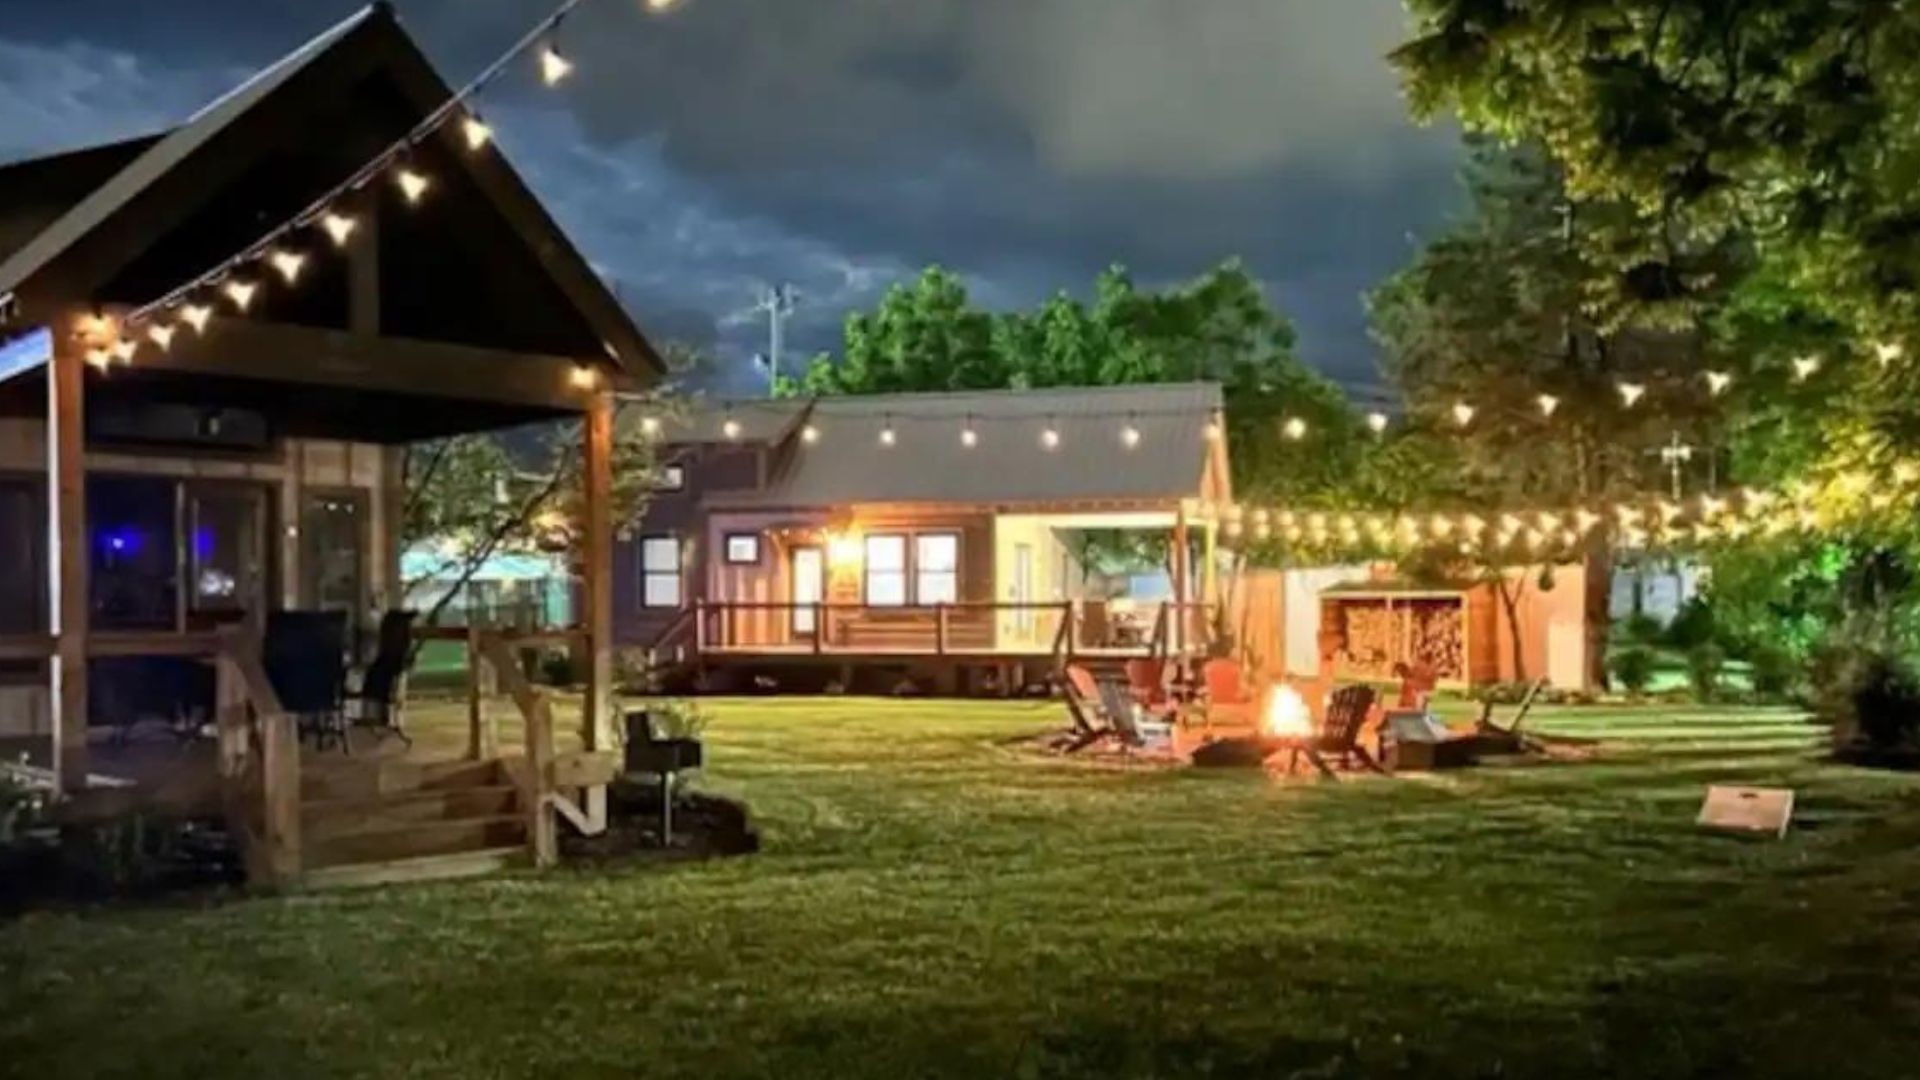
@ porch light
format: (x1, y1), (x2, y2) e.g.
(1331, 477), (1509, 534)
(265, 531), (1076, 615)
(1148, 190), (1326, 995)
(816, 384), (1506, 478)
(1705, 370), (1732, 395)
(222, 279), (257, 312)
(396, 167), (430, 204)
(462, 115), (494, 151)
(269, 250), (306, 284)
(539, 44), (574, 86)
(1616, 381), (1645, 407)
(1536, 393), (1559, 417)
(320, 211), (357, 247)
(1792, 355), (1820, 381)
(180, 304), (212, 333)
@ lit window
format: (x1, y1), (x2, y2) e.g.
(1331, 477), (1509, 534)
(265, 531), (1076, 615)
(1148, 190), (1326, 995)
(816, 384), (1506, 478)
(655, 464), (685, 492)
(864, 534), (907, 606)
(915, 533), (958, 604)
(640, 534), (681, 608)
(724, 533), (761, 565)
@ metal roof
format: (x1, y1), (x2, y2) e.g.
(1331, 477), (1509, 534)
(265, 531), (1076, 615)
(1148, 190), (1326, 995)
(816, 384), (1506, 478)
(687, 382), (1225, 508)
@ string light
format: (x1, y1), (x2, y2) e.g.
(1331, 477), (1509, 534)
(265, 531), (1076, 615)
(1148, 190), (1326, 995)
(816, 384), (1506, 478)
(1040, 419), (1061, 450)
(1617, 382), (1645, 407)
(1536, 393), (1559, 417)
(1121, 418), (1142, 448)
(569, 364), (598, 389)
(462, 115), (494, 151)
(960, 416), (978, 448)
(180, 304), (211, 333)
(1877, 341), (1903, 367)
(721, 415), (741, 440)
(85, 348), (112, 372)
(268, 249), (306, 284)
(801, 423), (820, 445)
(1366, 411), (1388, 434)
(1451, 402), (1475, 427)
(539, 43), (574, 86)
(147, 324), (175, 350)
(111, 338), (137, 364)
(396, 167), (431, 204)
(1204, 414), (1224, 442)
(1282, 417), (1307, 441)
(320, 211), (357, 247)
(639, 415), (662, 438)
(879, 419), (897, 447)
(222, 279), (257, 312)
(1792, 355), (1821, 381)
(1706, 370), (1732, 396)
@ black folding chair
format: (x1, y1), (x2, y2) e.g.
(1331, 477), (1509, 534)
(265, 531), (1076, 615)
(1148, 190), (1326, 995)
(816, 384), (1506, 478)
(264, 610), (350, 753)
(346, 610), (417, 746)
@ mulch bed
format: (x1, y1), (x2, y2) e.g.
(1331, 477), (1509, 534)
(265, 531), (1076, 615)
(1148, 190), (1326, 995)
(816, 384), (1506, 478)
(560, 779), (761, 863)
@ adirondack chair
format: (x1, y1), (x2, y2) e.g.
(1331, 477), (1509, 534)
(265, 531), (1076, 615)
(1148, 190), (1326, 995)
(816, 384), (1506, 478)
(1058, 664), (1115, 753)
(1474, 677), (1548, 753)
(1095, 677), (1148, 749)
(1124, 658), (1177, 719)
(1270, 684), (1385, 780)
(1200, 657), (1259, 730)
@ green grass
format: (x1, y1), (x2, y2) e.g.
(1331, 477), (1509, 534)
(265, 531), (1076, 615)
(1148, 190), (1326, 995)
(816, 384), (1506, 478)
(6, 698), (1920, 1077)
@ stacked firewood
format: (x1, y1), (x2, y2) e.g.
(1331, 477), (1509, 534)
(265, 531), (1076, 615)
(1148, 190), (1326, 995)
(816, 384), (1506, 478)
(1408, 601), (1465, 679)
(1337, 602), (1403, 677)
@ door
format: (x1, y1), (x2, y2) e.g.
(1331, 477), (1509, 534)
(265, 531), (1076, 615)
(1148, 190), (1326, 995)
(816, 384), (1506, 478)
(302, 490), (368, 621)
(791, 546), (824, 637)
(1011, 542), (1035, 640)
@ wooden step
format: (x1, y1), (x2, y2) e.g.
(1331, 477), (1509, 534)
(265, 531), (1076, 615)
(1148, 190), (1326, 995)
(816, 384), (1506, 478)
(303, 846), (527, 890)
(301, 785), (522, 841)
(301, 758), (504, 802)
(304, 814), (527, 870)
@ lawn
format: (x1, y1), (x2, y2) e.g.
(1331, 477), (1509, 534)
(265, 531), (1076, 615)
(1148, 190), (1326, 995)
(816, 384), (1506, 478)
(6, 698), (1920, 1078)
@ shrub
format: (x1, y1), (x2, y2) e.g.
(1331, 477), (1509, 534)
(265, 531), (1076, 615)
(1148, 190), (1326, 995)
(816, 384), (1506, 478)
(1814, 641), (1920, 750)
(1685, 642), (1726, 702)
(1663, 597), (1716, 650)
(1611, 646), (1658, 697)
(1620, 612), (1664, 647)
(1747, 645), (1798, 700)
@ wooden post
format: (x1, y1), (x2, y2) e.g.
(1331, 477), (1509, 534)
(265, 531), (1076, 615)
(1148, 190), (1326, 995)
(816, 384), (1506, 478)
(259, 702), (302, 885)
(48, 320), (88, 794)
(581, 391), (614, 753)
(465, 623), (495, 760)
(1064, 601), (1078, 657)
(935, 603), (948, 656)
(812, 603), (824, 654)
(694, 599), (708, 651)
(526, 692), (557, 868)
(1171, 513), (1190, 658)
(214, 653), (249, 780)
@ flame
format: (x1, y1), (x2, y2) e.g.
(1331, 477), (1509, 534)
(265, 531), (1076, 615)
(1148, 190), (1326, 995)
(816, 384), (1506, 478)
(1266, 685), (1314, 738)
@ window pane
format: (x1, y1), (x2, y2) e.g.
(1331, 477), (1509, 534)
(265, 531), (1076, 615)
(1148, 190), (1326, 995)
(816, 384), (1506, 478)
(641, 537), (679, 571)
(190, 491), (261, 615)
(0, 480), (45, 634)
(916, 534), (958, 573)
(917, 572), (957, 605)
(89, 476), (178, 631)
(726, 534), (760, 563)
(643, 575), (681, 608)
(865, 535), (905, 571)
(303, 493), (365, 615)
(867, 571), (907, 607)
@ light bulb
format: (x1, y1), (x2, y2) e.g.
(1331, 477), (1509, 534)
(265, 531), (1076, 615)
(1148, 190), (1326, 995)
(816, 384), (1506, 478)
(396, 168), (430, 204)
(269, 250), (306, 284)
(1366, 411), (1388, 434)
(1282, 417), (1307, 441)
(1705, 370), (1732, 395)
(1040, 426), (1061, 450)
(111, 337), (137, 363)
(540, 45), (573, 86)
(321, 211), (357, 247)
(85, 348), (112, 371)
(722, 417), (741, 440)
(1451, 402), (1475, 427)
(1877, 341), (1903, 366)
(1617, 382), (1645, 407)
(1121, 424), (1141, 448)
(223, 279), (257, 312)
(462, 116), (493, 151)
(1203, 417), (1223, 442)
(640, 415), (662, 438)
(1537, 393), (1559, 417)
(801, 424), (820, 445)
(569, 365), (598, 389)
(180, 304), (211, 333)
(879, 425), (897, 447)
(1792, 355), (1820, 381)
(147, 324), (175, 350)
(960, 425), (978, 448)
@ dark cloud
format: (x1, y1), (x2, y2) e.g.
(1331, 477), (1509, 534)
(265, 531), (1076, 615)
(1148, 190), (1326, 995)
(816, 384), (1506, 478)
(0, 0), (1462, 393)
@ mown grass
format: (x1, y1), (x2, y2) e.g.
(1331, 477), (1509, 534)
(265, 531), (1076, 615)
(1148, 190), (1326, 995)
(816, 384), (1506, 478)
(5, 697), (1920, 1078)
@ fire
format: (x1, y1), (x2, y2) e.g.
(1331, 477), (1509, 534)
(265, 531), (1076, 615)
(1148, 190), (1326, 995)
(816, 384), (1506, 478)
(1266, 684), (1314, 738)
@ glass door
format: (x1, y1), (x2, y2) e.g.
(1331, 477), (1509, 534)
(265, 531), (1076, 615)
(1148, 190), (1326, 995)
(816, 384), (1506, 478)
(302, 490), (368, 620)
(185, 484), (268, 630)
(791, 546), (823, 637)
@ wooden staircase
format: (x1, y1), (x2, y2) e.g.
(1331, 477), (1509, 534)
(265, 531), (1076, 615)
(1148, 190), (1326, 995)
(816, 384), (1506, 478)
(298, 759), (530, 889)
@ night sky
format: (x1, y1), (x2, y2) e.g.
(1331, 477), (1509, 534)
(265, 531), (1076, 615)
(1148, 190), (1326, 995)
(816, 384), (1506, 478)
(0, 0), (1462, 393)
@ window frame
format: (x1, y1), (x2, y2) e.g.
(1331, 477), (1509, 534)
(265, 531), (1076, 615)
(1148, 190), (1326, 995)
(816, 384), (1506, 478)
(913, 531), (960, 606)
(723, 532), (762, 566)
(862, 532), (909, 608)
(638, 533), (683, 609)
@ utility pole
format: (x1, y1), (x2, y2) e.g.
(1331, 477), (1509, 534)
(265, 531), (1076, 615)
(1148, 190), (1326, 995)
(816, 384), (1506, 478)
(1647, 432), (1698, 501)
(752, 284), (797, 394)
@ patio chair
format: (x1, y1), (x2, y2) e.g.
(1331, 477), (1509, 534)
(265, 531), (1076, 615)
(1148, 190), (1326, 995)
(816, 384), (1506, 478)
(1058, 664), (1115, 753)
(1125, 657), (1176, 717)
(1200, 657), (1259, 729)
(1094, 676), (1149, 749)
(1392, 662), (1439, 710)
(1270, 684), (1385, 780)
(1474, 677), (1548, 753)
(345, 610), (417, 746)
(264, 610), (350, 753)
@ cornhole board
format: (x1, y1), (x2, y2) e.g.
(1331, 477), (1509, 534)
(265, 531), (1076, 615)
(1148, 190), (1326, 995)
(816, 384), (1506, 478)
(1697, 785), (1794, 838)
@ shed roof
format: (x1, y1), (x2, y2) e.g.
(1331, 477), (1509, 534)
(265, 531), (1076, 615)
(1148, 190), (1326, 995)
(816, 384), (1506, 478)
(683, 382), (1225, 509)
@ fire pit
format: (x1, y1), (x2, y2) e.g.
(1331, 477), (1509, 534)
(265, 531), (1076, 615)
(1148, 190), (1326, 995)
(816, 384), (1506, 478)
(1188, 684), (1315, 769)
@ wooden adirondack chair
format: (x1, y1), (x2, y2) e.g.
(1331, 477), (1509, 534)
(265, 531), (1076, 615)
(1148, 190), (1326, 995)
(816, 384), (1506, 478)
(1269, 684), (1386, 779)
(1058, 664), (1115, 753)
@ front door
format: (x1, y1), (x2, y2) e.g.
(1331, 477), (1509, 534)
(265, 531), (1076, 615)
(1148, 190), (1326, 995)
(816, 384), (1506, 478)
(791, 546), (824, 637)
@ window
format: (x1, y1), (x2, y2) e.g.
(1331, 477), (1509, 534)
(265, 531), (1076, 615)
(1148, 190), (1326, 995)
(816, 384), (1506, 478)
(915, 533), (959, 605)
(724, 533), (761, 565)
(655, 464), (685, 492)
(0, 479), (45, 634)
(640, 535), (682, 608)
(864, 534), (907, 606)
